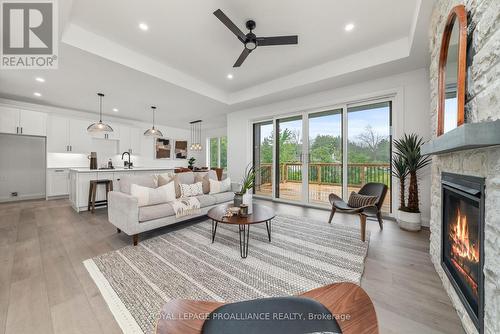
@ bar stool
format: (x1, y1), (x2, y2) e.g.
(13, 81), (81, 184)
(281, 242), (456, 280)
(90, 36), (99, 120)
(87, 179), (113, 213)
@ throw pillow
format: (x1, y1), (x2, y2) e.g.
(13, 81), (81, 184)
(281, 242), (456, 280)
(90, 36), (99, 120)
(173, 172), (195, 198)
(347, 191), (378, 208)
(209, 177), (231, 194)
(158, 172), (174, 186)
(194, 170), (218, 194)
(130, 181), (176, 207)
(180, 182), (204, 197)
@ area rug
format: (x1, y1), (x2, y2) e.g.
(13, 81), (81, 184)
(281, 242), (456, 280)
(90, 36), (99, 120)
(84, 215), (369, 334)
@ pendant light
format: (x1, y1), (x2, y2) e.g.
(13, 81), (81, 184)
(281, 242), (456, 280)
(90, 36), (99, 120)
(87, 93), (113, 133)
(190, 120), (202, 151)
(144, 106), (163, 137)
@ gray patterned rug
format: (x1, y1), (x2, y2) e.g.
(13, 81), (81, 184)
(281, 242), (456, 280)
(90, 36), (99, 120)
(84, 215), (369, 334)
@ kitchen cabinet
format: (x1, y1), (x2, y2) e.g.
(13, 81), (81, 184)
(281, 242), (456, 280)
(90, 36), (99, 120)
(0, 107), (46, 136)
(47, 168), (69, 197)
(119, 125), (142, 155)
(47, 115), (92, 153)
(69, 119), (92, 153)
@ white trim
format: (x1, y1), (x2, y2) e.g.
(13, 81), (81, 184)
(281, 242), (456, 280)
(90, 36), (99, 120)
(83, 259), (144, 334)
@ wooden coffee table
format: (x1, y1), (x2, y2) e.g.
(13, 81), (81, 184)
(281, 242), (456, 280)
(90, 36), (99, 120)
(207, 203), (275, 258)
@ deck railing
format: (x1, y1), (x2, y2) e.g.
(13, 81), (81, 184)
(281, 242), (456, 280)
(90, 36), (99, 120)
(256, 162), (391, 187)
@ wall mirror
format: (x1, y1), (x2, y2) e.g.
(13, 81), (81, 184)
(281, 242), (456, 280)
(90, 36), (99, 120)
(438, 5), (467, 136)
(155, 138), (172, 159)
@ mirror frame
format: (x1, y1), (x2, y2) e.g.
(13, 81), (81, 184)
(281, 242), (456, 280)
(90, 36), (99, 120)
(437, 5), (467, 136)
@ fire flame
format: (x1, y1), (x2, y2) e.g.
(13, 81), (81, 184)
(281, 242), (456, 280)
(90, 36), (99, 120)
(450, 209), (479, 263)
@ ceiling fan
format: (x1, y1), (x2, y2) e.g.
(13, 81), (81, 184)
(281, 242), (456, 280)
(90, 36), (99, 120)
(213, 9), (298, 67)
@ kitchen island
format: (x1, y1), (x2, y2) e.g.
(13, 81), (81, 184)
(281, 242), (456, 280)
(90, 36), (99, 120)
(69, 167), (173, 212)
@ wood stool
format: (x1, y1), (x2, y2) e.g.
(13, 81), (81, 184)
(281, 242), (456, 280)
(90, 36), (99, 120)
(87, 179), (113, 213)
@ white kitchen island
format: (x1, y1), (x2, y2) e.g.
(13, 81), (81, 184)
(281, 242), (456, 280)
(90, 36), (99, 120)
(69, 167), (173, 212)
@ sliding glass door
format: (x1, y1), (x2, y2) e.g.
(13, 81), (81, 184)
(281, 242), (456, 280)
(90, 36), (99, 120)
(347, 102), (392, 212)
(253, 121), (273, 197)
(253, 99), (392, 213)
(307, 109), (343, 205)
(275, 116), (303, 202)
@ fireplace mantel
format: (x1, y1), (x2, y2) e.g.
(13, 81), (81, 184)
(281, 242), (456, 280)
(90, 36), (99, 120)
(422, 120), (500, 155)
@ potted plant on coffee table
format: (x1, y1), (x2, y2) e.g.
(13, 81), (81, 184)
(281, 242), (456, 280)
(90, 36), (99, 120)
(393, 133), (431, 231)
(234, 164), (258, 213)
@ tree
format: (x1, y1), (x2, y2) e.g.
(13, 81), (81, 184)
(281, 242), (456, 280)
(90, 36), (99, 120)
(357, 125), (384, 161)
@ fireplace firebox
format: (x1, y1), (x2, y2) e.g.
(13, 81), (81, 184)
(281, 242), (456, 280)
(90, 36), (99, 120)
(441, 172), (484, 332)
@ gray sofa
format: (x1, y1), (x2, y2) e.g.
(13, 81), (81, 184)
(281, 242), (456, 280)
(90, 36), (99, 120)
(107, 170), (235, 245)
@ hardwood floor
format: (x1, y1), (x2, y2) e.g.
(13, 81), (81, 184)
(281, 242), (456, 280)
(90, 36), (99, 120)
(0, 198), (464, 334)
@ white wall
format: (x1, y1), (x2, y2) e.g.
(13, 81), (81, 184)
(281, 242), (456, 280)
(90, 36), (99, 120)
(0, 134), (46, 201)
(227, 68), (432, 225)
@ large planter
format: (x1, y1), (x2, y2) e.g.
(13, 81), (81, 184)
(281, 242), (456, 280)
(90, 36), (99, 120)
(397, 209), (421, 231)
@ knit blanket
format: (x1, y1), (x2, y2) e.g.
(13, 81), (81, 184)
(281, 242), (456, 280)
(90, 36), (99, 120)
(171, 197), (201, 218)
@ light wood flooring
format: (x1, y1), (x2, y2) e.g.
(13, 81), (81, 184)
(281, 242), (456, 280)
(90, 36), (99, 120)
(0, 198), (464, 334)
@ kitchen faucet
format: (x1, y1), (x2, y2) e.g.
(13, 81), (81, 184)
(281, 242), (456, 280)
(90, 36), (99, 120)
(121, 151), (132, 169)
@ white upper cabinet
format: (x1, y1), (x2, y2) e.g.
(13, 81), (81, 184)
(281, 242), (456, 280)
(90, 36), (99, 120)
(47, 115), (92, 153)
(119, 125), (142, 155)
(130, 127), (142, 155)
(0, 107), (19, 134)
(0, 107), (46, 136)
(69, 118), (93, 153)
(47, 115), (70, 152)
(19, 110), (47, 136)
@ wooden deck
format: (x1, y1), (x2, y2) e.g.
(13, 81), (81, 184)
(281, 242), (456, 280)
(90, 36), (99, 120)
(256, 182), (391, 212)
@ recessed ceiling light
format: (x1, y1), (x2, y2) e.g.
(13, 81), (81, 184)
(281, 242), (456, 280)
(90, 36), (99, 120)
(35, 77), (45, 83)
(344, 23), (355, 32)
(138, 23), (149, 31)
(112, 108), (119, 112)
(226, 73), (233, 79)
(33, 92), (42, 97)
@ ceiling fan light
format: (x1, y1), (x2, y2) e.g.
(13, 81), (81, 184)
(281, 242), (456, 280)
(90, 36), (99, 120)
(245, 41), (257, 50)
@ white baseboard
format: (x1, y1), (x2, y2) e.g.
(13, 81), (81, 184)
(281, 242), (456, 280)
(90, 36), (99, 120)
(0, 193), (45, 203)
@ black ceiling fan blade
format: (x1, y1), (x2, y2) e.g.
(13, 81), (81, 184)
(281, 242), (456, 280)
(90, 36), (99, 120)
(233, 48), (251, 67)
(256, 35), (298, 46)
(213, 9), (246, 43)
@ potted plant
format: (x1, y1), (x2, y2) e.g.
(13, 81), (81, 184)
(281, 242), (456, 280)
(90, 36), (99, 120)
(234, 164), (258, 213)
(187, 157), (196, 170)
(393, 134), (431, 231)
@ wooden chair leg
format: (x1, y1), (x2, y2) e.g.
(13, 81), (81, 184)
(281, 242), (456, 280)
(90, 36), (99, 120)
(91, 184), (97, 213)
(133, 234), (139, 246)
(88, 182), (93, 211)
(359, 214), (367, 242)
(377, 211), (384, 230)
(328, 207), (336, 224)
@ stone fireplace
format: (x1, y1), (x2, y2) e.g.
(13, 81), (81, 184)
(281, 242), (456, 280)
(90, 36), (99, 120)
(428, 1), (500, 334)
(441, 172), (485, 331)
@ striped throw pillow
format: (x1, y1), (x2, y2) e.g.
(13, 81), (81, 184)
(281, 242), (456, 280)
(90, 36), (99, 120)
(347, 192), (378, 208)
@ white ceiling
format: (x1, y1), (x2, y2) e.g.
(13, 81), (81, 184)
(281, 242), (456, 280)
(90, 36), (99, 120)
(0, 0), (435, 129)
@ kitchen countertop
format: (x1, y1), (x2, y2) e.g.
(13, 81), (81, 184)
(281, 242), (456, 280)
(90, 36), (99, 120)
(69, 167), (175, 173)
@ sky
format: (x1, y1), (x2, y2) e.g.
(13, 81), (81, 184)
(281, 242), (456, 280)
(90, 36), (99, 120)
(258, 105), (391, 144)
